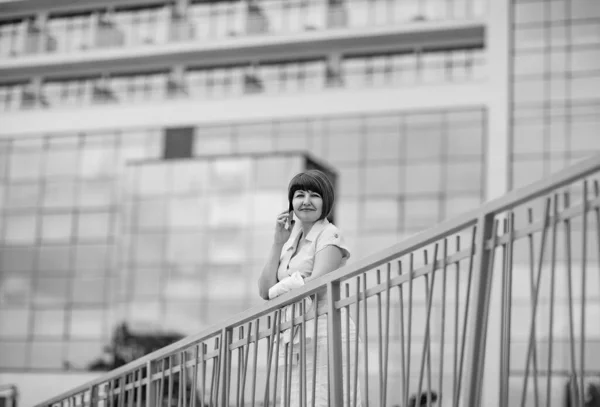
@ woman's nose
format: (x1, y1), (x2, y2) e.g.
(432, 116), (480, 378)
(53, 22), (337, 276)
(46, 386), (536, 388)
(302, 195), (311, 205)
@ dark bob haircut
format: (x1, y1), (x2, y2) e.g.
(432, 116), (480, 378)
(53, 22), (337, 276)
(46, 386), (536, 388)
(287, 169), (335, 221)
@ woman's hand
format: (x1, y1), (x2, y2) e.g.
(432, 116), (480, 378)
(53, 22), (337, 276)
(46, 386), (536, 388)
(274, 210), (294, 244)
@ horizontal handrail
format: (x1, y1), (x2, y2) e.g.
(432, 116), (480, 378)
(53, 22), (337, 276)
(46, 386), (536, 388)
(37, 153), (600, 406)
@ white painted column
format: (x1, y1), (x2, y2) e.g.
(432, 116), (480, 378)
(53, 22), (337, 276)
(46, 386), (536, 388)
(481, 1), (512, 406)
(485, 0), (511, 201)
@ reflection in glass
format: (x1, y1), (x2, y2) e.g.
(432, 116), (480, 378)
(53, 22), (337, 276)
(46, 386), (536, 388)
(365, 164), (403, 195)
(37, 245), (72, 275)
(404, 198), (440, 230)
(71, 278), (106, 304)
(77, 212), (111, 240)
(78, 179), (114, 208)
(6, 183), (41, 209)
(67, 341), (104, 370)
(30, 342), (65, 369)
(0, 342), (27, 368)
(0, 247), (36, 272)
(70, 309), (104, 338)
(363, 198), (398, 231)
(165, 232), (205, 264)
(80, 147), (117, 178)
(405, 163), (442, 194)
(33, 278), (70, 305)
(133, 233), (165, 265)
(208, 158), (253, 191)
(4, 214), (37, 244)
(168, 197), (206, 229)
(74, 244), (111, 274)
(43, 180), (76, 208)
(136, 199), (167, 230)
(45, 149), (79, 178)
(0, 309), (30, 337)
(33, 309), (66, 337)
(0, 275), (31, 305)
(208, 194), (250, 228)
(137, 164), (169, 196)
(9, 151), (42, 180)
(41, 213), (73, 242)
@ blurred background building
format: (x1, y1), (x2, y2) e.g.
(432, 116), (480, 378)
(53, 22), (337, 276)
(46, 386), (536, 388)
(0, 0), (598, 404)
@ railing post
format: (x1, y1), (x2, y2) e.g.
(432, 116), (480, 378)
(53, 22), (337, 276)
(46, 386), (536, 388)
(146, 360), (156, 407)
(463, 213), (497, 407)
(327, 281), (344, 406)
(219, 328), (232, 407)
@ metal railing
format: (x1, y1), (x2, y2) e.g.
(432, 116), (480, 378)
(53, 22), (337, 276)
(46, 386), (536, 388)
(0, 385), (18, 407)
(36, 154), (600, 407)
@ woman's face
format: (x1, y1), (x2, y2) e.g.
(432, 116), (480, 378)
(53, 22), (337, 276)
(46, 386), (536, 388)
(292, 189), (323, 223)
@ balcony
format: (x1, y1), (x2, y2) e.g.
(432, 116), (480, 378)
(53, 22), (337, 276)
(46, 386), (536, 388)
(0, 46), (485, 113)
(0, 0), (485, 78)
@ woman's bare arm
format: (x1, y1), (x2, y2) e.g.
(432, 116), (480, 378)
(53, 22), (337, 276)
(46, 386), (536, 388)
(258, 241), (285, 300)
(304, 246), (344, 283)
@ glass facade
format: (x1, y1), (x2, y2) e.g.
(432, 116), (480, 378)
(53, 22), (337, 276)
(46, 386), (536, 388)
(0, 46), (484, 111)
(508, 0), (600, 399)
(120, 154), (332, 335)
(0, 0), (485, 58)
(0, 107), (485, 371)
(510, 0), (600, 189)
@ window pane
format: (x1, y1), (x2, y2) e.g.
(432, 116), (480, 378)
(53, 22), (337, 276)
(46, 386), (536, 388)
(445, 195), (481, 218)
(167, 197), (207, 229)
(0, 275), (31, 305)
(136, 199), (167, 230)
(9, 151), (42, 180)
(78, 179), (114, 208)
(208, 195), (250, 228)
(45, 149), (79, 178)
(71, 278), (106, 304)
(6, 183), (41, 209)
(38, 246), (72, 275)
(447, 126), (483, 157)
(30, 341), (64, 369)
(446, 161), (483, 193)
(66, 341), (104, 370)
(404, 198), (440, 230)
(0, 309), (30, 337)
(74, 244), (111, 274)
(0, 342), (27, 368)
(364, 198), (398, 232)
(0, 247), (36, 272)
(166, 232), (206, 264)
(208, 158), (253, 192)
(4, 214), (37, 244)
(133, 233), (166, 265)
(405, 163), (442, 194)
(77, 212), (111, 240)
(512, 158), (545, 189)
(41, 213), (73, 242)
(365, 131), (401, 161)
(365, 164), (403, 195)
(254, 156), (299, 189)
(405, 130), (443, 161)
(70, 310), (105, 338)
(136, 164), (169, 196)
(33, 309), (66, 337)
(80, 147), (117, 178)
(33, 278), (70, 305)
(43, 180), (76, 208)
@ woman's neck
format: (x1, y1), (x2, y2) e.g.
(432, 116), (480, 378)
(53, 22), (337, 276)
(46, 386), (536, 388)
(299, 220), (317, 238)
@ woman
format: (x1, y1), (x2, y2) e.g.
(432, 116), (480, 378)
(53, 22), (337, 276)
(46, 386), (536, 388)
(258, 169), (361, 407)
